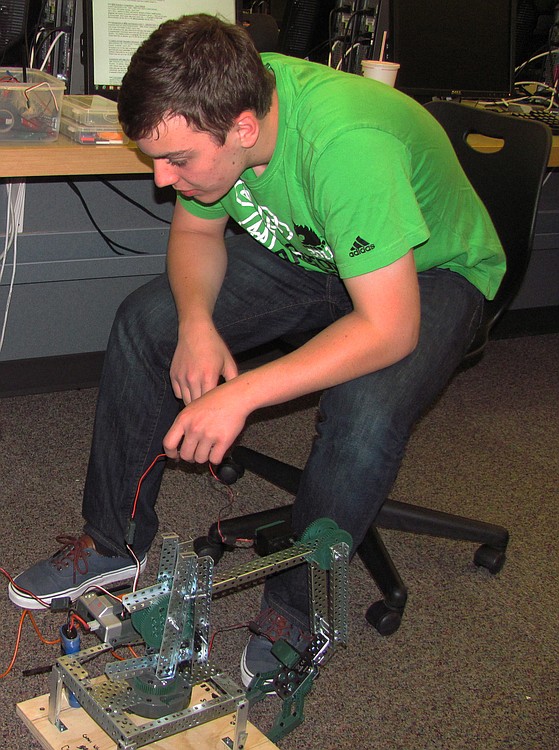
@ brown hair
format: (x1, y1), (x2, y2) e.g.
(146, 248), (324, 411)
(118, 14), (275, 144)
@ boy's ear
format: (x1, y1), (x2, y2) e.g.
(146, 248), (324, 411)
(235, 110), (260, 148)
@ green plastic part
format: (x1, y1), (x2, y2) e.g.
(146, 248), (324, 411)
(300, 518), (353, 570)
(299, 518), (339, 544)
(267, 670), (316, 743)
(131, 593), (194, 649)
(271, 639), (300, 668)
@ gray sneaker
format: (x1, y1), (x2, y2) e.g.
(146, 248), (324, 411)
(240, 608), (311, 689)
(8, 533), (146, 610)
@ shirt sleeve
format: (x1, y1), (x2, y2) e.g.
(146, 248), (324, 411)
(312, 128), (430, 278)
(176, 193), (229, 220)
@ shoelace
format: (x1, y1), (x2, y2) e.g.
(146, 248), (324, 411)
(51, 535), (92, 581)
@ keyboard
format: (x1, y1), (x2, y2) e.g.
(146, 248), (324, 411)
(499, 108), (559, 134)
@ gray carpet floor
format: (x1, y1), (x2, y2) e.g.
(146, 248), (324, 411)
(0, 333), (558, 749)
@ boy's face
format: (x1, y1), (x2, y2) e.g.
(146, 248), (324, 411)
(136, 114), (247, 204)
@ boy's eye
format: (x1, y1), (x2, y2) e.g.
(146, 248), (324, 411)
(168, 159), (187, 168)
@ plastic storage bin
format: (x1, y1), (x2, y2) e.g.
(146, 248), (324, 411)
(0, 68), (65, 141)
(61, 95), (121, 127)
(60, 116), (128, 145)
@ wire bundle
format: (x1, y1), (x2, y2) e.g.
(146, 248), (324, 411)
(0, 180), (25, 352)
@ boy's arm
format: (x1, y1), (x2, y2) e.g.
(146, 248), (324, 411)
(166, 201), (237, 404)
(164, 249), (420, 464)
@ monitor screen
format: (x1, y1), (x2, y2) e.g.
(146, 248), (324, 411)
(0, 0), (30, 57)
(83, 0), (240, 100)
(389, 0), (516, 100)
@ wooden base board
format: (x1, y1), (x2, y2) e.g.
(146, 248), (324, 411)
(17, 684), (279, 750)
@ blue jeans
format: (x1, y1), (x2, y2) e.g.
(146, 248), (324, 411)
(83, 232), (484, 626)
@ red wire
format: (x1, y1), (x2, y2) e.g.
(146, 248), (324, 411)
(0, 610), (27, 678)
(208, 622), (249, 656)
(27, 611), (60, 645)
(0, 451), (166, 676)
(69, 612), (90, 633)
(0, 566), (51, 609)
(1, 452), (255, 676)
(0, 610), (61, 679)
(208, 464), (253, 545)
(111, 644), (140, 660)
(130, 453), (167, 519)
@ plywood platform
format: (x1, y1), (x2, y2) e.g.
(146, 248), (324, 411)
(17, 684), (279, 750)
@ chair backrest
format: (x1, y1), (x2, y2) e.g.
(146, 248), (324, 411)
(424, 100), (552, 360)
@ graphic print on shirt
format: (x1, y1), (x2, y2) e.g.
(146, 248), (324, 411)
(233, 180), (338, 273)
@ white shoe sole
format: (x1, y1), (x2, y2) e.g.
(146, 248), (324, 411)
(240, 643), (255, 688)
(8, 557), (147, 610)
(240, 642), (277, 691)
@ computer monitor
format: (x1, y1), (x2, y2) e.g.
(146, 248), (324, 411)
(389, 0), (516, 101)
(83, 0), (241, 100)
(275, 0), (335, 59)
(0, 0), (30, 58)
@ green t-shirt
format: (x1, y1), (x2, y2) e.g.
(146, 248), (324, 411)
(179, 53), (505, 300)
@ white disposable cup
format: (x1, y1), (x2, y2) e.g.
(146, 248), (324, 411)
(361, 60), (400, 87)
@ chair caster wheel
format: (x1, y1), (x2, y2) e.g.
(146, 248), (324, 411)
(365, 600), (403, 636)
(193, 536), (226, 564)
(474, 544), (506, 574)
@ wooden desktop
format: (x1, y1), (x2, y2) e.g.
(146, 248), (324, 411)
(0, 132), (558, 179)
(0, 135), (152, 178)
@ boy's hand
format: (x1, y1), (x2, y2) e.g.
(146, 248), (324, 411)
(169, 327), (238, 404)
(163, 381), (247, 465)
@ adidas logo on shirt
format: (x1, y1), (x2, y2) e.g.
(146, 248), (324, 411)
(349, 236), (376, 257)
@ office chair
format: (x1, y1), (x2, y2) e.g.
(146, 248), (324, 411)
(194, 101), (552, 635)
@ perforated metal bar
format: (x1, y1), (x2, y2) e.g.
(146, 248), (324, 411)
(191, 555), (213, 666)
(329, 541), (350, 648)
(211, 542), (314, 594)
(51, 647), (248, 750)
(156, 547), (198, 681)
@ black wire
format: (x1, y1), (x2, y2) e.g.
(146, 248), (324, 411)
(329, 8), (361, 72)
(22, 0), (31, 80)
(29, 0), (60, 65)
(304, 38), (332, 62)
(99, 179), (172, 225)
(22, 663), (53, 677)
(67, 181), (149, 256)
(33, 26), (70, 62)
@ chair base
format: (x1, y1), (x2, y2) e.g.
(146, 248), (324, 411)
(197, 447), (509, 636)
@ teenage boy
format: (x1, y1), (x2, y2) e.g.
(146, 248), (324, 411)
(9, 15), (505, 686)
